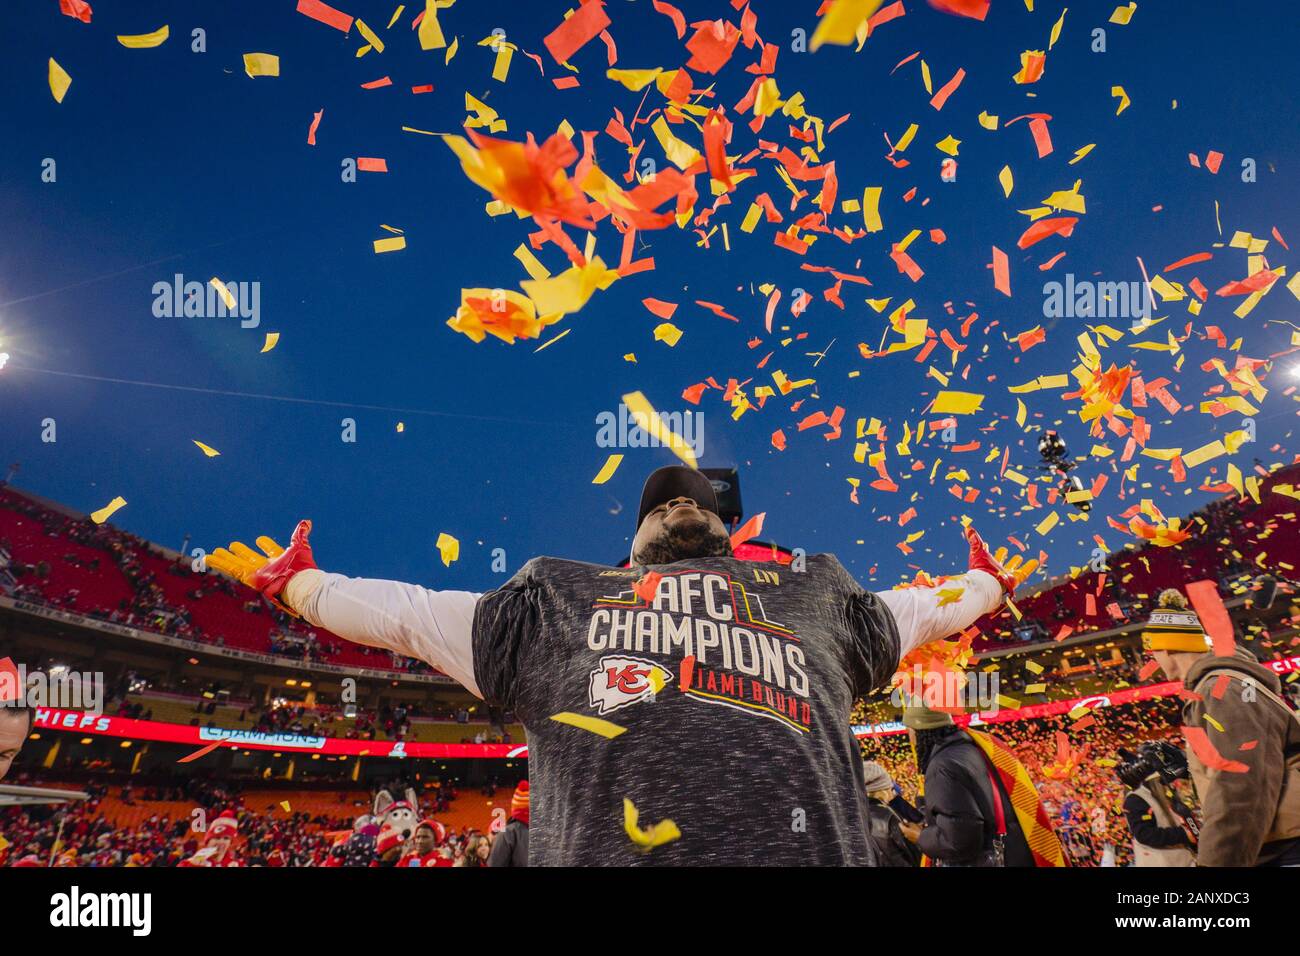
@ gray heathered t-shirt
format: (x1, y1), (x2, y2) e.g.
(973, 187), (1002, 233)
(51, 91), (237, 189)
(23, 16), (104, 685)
(471, 553), (900, 865)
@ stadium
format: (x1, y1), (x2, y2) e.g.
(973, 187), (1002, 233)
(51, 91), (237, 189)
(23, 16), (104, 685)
(3, 459), (1298, 868)
(2, 0), (1299, 937)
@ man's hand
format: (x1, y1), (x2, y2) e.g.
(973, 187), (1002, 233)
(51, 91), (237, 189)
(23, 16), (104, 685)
(965, 526), (1037, 595)
(899, 821), (923, 844)
(207, 519), (317, 614)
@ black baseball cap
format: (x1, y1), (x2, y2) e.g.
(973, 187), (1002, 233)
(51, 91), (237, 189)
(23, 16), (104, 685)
(636, 465), (720, 530)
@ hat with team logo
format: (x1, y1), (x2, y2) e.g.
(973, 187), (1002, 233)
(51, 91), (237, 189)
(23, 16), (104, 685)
(207, 811), (239, 840)
(636, 465), (720, 530)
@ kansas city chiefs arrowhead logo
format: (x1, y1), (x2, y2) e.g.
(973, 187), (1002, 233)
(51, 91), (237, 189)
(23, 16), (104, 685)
(588, 655), (673, 715)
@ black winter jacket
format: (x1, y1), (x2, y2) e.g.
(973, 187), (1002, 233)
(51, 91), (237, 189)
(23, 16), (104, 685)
(917, 730), (1036, 867)
(488, 818), (529, 867)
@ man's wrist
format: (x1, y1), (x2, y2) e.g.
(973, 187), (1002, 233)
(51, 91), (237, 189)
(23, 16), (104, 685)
(282, 568), (327, 616)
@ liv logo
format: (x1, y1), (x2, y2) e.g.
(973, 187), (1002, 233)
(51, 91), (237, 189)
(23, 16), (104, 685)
(49, 886), (152, 936)
(151, 273), (261, 328)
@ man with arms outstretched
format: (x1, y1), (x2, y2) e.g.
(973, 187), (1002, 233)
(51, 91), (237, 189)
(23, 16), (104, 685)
(208, 465), (1033, 865)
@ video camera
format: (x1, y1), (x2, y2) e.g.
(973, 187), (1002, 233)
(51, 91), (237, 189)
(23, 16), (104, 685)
(1037, 430), (1091, 513)
(1116, 740), (1189, 789)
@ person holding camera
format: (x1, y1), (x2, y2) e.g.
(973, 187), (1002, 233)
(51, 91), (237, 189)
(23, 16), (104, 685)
(1117, 741), (1198, 866)
(1143, 588), (1300, 866)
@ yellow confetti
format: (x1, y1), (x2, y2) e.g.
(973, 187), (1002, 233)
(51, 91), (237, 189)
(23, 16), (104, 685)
(117, 25), (170, 48)
(90, 496), (127, 525)
(435, 532), (459, 567)
(1069, 143), (1096, 165)
(623, 798), (681, 850)
(591, 453), (624, 485)
(651, 115), (702, 170)
(492, 43), (513, 82)
(521, 257), (619, 318)
(374, 236), (407, 254)
(49, 58), (72, 103)
(1048, 8), (1067, 48)
(419, 0), (447, 50)
(998, 165), (1013, 197)
(280, 800), (292, 812)
(209, 278), (237, 309)
(863, 186), (883, 233)
(549, 712), (627, 739)
(1111, 85), (1130, 115)
(355, 18), (385, 53)
(513, 243), (550, 281)
(621, 391), (698, 468)
(810, 0), (885, 52)
(607, 67), (663, 91)
(894, 123), (918, 152)
(935, 134), (961, 156)
(1109, 2), (1136, 25)
(931, 390), (984, 415)
(260, 332), (280, 353)
(1181, 440), (1226, 469)
(653, 322), (683, 346)
(533, 330), (569, 356)
(243, 53), (280, 78)
(192, 440), (221, 458)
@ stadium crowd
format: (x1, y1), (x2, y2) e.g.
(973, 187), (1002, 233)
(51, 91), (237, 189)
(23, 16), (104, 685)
(0, 773), (524, 868)
(0, 487), (437, 676)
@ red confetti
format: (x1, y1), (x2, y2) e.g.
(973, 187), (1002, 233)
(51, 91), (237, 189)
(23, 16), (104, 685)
(1183, 725), (1250, 773)
(543, 1), (611, 64)
(296, 0), (353, 33)
(1186, 579), (1236, 657)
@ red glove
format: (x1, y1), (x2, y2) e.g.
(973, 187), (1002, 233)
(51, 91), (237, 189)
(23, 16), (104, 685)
(207, 520), (318, 614)
(965, 526), (1028, 595)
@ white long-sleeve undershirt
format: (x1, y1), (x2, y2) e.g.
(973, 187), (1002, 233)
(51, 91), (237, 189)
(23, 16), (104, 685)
(283, 567), (1004, 700)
